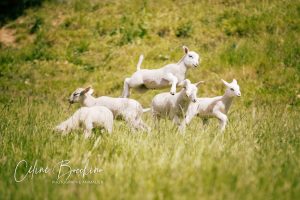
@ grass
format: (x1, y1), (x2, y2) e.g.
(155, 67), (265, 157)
(0, 0), (299, 199)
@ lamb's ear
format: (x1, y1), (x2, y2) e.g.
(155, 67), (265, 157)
(195, 81), (205, 88)
(183, 46), (189, 54)
(87, 88), (94, 95)
(80, 86), (91, 95)
(221, 79), (230, 87)
(232, 79), (237, 84)
(183, 79), (191, 88)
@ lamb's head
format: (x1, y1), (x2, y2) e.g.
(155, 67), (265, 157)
(182, 46), (200, 68)
(68, 86), (94, 104)
(183, 79), (204, 103)
(222, 79), (241, 97)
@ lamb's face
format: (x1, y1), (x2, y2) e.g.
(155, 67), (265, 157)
(183, 51), (200, 68)
(183, 80), (199, 103)
(69, 88), (85, 104)
(222, 79), (241, 97)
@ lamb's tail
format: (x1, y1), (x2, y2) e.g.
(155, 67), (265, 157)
(136, 54), (144, 71)
(142, 108), (151, 113)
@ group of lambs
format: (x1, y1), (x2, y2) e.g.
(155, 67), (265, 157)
(55, 46), (241, 138)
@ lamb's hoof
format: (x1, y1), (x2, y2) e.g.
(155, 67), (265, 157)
(170, 91), (175, 95)
(84, 134), (92, 139)
(179, 127), (185, 134)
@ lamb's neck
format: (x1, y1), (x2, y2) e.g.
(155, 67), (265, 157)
(221, 94), (234, 113)
(177, 57), (188, 74)
(176, 89), (189, 105)
(82, 95), (97, 107)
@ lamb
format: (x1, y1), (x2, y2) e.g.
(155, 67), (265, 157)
(121, 46), (200, 98)
(55, 106), (113, 138)
(182, 79), (241, 132)
(151, 79), (204, 126)
(68, 87), (150, 132)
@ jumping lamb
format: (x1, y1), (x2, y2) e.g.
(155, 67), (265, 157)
(69, 87), (150, 132)
(55, 106), (113, 138)
(182, 79), (241, 132)
(122, 46), (200, 98)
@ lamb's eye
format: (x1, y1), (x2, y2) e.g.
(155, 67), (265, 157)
(230, 88), (234, 91)
(188, 55), (193, 58)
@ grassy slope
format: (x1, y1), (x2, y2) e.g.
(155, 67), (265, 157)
(0, 0), (299, 199)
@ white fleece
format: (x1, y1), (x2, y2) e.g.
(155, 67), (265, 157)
(55, 106), (113, 138)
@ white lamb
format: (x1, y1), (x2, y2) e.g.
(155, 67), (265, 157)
(69, 87), (150, 132)
(55, 106), (113, 138)
(122, 46), (200, 98)
(151, 79), (204, 126)
(182, 79), (241, 132)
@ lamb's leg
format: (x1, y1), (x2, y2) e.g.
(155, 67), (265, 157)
(164, 73), (178, 95)
(173, 115), (187, 134)
(129, 115), (150, 132)
(130, 120), (141, 131)
(153, 112), (160, 129)
(179, 120), (186, 134)
(124, 114), (139, 131)
(84, 129), (92, 138)
(134, 109), (151, 132)
(214, 111), (228, 132)
(219, 118), (227, 132)
(185, 114), (193, 126)
(122, 78), (131, 98)
(172, 115), (181, 125)
(126, 113), (150, 133)
(179, 107), (198, 133)
(62, 130), (70, 136)
(184, 108), (197, 126)
(104, 121), (113, 134)
(138, 119), (151, 133)
(84, 122), (93, 138)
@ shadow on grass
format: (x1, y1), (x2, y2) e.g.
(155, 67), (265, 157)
(0, 0), (44, 27)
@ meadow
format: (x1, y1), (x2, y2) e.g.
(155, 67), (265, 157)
(0, 0), (299, 199)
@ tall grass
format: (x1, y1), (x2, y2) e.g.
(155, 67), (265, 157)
(0, 98), (299, 199)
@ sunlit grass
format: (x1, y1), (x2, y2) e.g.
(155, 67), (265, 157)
(0, 99), (299, 199)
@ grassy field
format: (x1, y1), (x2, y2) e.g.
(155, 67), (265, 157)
(0, 0), (300, 199)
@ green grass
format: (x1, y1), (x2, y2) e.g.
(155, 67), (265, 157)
(0, 0), (300, 199)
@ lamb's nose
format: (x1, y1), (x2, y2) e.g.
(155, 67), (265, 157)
(193, 99), (197, 103)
